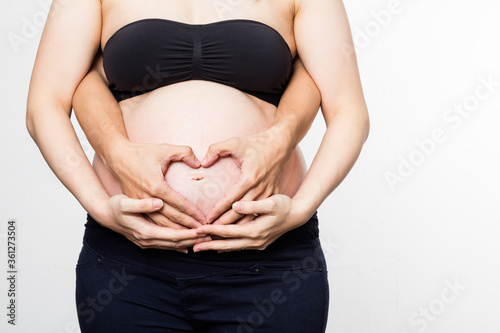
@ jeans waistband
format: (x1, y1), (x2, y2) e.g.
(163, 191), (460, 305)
(82, 212), (319, 277)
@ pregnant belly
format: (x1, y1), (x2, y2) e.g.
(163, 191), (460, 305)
(93, 81), (305, 216)
(165, 157), (240, 216)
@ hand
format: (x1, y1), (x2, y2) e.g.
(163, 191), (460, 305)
(201, 127), (294, 224)
(100, 195), (212, 252)
(193, 195), (302, 252)
(108, 141), (206, 229)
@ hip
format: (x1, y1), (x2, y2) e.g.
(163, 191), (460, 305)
(79, 212), (324, 278)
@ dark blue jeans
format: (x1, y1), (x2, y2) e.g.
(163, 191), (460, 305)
(76, 214), (329, 332)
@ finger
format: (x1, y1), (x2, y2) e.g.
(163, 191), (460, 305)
(118, 197), (164, 214)
(196, 224), (253, 239)
(236, 214), (255, 225)
(145, 212), (188, 229)
(201, 139), (239, 167)
(158, 204), (202, 229)
(120, 214), (211, 251)
(154, 184), (206, 223)
(212, 188), (261, 225)
(139, 235), (213, 251)
(167, 145), (201, 168)
(232, 197), (278, 216)
(205, 176), (253, 223)
(212, 209), (244, 225)
(193, 238), (251, 253)
(272, 184), (280, 195)
(139, 223), (209, 242)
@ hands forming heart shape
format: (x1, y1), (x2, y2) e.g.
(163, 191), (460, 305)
(113, 130), (291, 229)
(104, 129), (301, 253)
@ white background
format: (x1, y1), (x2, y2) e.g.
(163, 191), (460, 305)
(1, 0), (499, 332)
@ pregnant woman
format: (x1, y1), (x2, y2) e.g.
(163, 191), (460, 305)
(27, 0), (369, 332)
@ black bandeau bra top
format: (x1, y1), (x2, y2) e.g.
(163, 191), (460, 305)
(102, 18), (294, 106)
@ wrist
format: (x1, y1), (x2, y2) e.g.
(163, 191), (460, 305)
(103, 136), (132, 170)
(268, 119), (297, 157)
(290, 195), (319, 225)
(85, 192), (113, 226)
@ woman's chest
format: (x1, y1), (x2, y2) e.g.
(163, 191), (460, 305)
(100, 0), (297, 57)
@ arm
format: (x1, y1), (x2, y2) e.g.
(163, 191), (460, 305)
(26, 0), (106, 223)
(194, 0), (370, 252)
(72, 54), (205, 229)
(290, 0), (370, 219)
(293, 0), (370, 217)
(202, 58), (321, 223)
(73, 55), (321, 225)
(269, 58), (321, 154)
(26, 0), (206, 251)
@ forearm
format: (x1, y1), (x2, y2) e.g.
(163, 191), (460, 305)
(72, 57), (207, 225)
(72, 56), (128, 169)
(271, 59), (321, 153)
(27, 104), (110, 221)
(193, 105), (369, 251)
(25, 0), (117, 225)
(292, 105), (370, 221)
(284, 0), (372, 223)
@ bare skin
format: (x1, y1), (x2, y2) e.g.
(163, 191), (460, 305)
(94, 80), (307, 214)
(85, 0), (312, 226)
(74, 52), (319, 235)
(27, 0), (369, 252)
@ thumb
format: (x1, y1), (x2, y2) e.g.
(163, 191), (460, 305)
(202, 138), (238, 167)
(166, 145), (201, 169)
(118, 197), (164, 214)
(232, 198), (277, 215)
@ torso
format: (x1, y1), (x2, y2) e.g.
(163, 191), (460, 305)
(94, 0), (306, 216)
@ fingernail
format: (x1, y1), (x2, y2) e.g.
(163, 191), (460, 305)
(202, 237), (212, 242)
(233, 202), (242, 211)
(153, 199), (163, 209)
(201, 156), (207, 165)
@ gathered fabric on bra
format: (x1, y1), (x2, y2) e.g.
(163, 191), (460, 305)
(102, 18), (294, 106)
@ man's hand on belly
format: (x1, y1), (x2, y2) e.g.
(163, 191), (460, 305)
(108, 141), (206, 228)
(201, 128), (293, 225)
